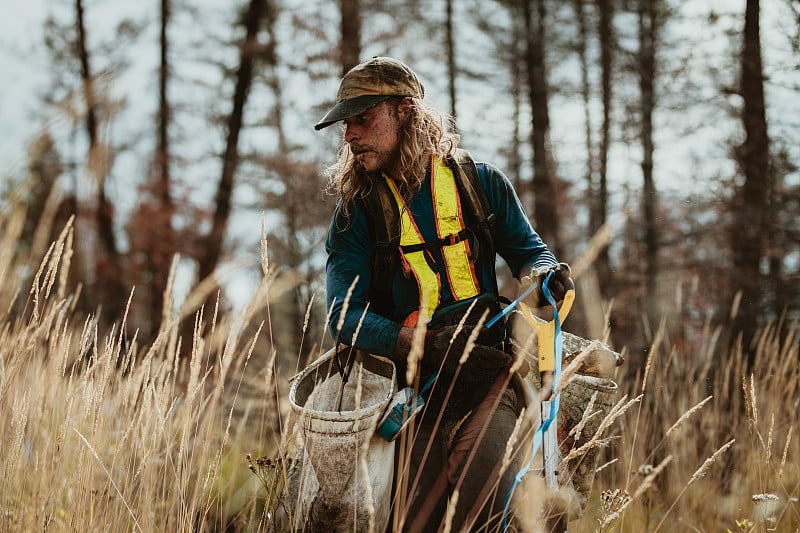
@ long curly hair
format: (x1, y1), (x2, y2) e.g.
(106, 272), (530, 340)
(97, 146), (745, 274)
(325, 97), (461, 216)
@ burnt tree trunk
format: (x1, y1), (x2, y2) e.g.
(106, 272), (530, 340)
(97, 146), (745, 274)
(573, 0), (595, 234)
(523, 0), (561, 253)
(151, 0), (174, 328)
(508, 2), (525, 192)
(198, 0), (267, 286)
(731, 0), (771, 369)
(445, 0), (457, 119)
(639, 0), (659, 327)
(597, 0), (613, 282)
(340, 0), (361, 73)
(75, 0), (125, 321)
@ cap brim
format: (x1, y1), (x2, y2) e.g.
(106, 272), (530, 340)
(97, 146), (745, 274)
(314, 94), (391, 130)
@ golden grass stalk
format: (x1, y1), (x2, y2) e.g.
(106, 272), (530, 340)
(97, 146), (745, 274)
(688, 439), (736, 486)
(600, 455), (671, 529)
(406, 315), (427, 387)
(649, 439), (736, 533)
(501, 406), (526, 476)
(335, 275), (359, 338)
(665, 395), (712, 439)
(778, 425), (792, 478)
(0, 223), (288, 530)
(562, 394), (642, 465)
(566, 392), (597, 443)
(74, 429), (143, 532)
(765, 413), (774, 467)
(441, 488), (459, 533)
(568, 213), (624, 280)
(0, 203), (27, 305)
(554, 344), (593, 396)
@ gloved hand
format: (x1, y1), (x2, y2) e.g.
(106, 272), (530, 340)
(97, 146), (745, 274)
(519, 262), (573, 309)
(424, 325), (510, 383)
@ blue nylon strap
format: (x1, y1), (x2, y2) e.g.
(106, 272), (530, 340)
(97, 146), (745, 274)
(502, 270), (563, 530)
(420, 372), (437, 395)
(485, 280), (537, 329)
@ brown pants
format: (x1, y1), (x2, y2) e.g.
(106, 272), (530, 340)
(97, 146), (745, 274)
(400, 372), (523, 532)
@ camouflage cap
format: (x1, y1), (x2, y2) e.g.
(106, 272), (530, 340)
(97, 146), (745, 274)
(315, 57), (425, 130)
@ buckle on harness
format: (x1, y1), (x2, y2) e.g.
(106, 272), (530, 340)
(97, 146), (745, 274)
(444, 228), (470, 247)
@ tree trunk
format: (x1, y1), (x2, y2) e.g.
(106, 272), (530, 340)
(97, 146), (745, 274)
(157, 0), (172, 214)
(597, 0), (613, 281)
(76, 0), (97, 151)
(508, 1), (525, 192)
(340, 0), (361, 73)
(150, 0), (174, 328)
(573, 0), (594, 229)
(446, 0), (457, 119)
(264, 1), (307, 353)
(197, 0), (267, 285)
(75, 0), (125, 321)
(523, 0), (560, 253)
(639, 0), (659, 327)
(639, 0), (659, 329)
(732, 0), (771, 368)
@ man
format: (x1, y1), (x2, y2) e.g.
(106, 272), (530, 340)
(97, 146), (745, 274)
(317, 57), (572, 532)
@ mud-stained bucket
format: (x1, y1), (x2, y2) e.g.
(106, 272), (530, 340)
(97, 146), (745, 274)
(557, 373), (618, 515)
(510, 331), (622, 523)
(284, 348), (397, 532)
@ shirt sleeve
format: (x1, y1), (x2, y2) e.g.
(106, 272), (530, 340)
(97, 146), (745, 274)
(325, 200), (403, 357)
(477, 162), (558, 278)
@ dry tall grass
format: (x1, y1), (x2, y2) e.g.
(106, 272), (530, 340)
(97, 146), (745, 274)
(0, 208), (289, 531)
(573, 312), (800, 532)
(2, 198), (799, 532)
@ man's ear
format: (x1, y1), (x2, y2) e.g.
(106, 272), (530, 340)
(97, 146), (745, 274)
(397, 97), (413, 122)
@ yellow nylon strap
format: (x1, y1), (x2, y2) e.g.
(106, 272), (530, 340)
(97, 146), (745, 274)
(385, 177), (440, 320)
(384, 155), (480, 322)
(432, 157), (480, 301)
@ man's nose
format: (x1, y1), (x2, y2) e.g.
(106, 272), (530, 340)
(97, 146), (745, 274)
(344, 123), (358, 144)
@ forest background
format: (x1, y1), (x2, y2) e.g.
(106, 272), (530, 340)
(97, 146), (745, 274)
(1, 0), (798, 531)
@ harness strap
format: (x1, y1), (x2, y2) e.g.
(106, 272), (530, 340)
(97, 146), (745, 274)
(450, 149), (498, 294)
(363, 181), (401, 317)
(399, 214), (496, 255)
(400, 227), (471, 254)
(452, 150), (495, 248)
(363, 150), (497, 317)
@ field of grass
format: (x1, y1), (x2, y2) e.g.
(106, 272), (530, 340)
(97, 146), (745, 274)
(578, 316), (799, 532)
(1, 206), (798, 532)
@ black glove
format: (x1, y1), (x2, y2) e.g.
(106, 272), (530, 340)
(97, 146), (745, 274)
(424, 325), (510, 383)
(520, 262), (573, 308)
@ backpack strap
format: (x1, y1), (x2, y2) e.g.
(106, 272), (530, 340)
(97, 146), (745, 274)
(361, 180), (401, 317)
(453, 150), (495, 239)
(449, 149), (498, 292)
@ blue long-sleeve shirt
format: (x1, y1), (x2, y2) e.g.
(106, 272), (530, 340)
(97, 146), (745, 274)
(325, 160), (557, 357)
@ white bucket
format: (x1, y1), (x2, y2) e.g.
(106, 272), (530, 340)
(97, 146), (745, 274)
(284, 348), (397, 532)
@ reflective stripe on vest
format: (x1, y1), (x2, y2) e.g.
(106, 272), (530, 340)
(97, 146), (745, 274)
(385, 154), (481, 323)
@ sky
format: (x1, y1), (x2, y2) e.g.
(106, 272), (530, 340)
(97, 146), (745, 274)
(2, 0), (797, 309)
(2, 0), (772, 194)
(1, 1), (49, 170)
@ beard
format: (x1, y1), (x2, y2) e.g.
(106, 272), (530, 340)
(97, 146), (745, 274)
(350, 145), (400, 175)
